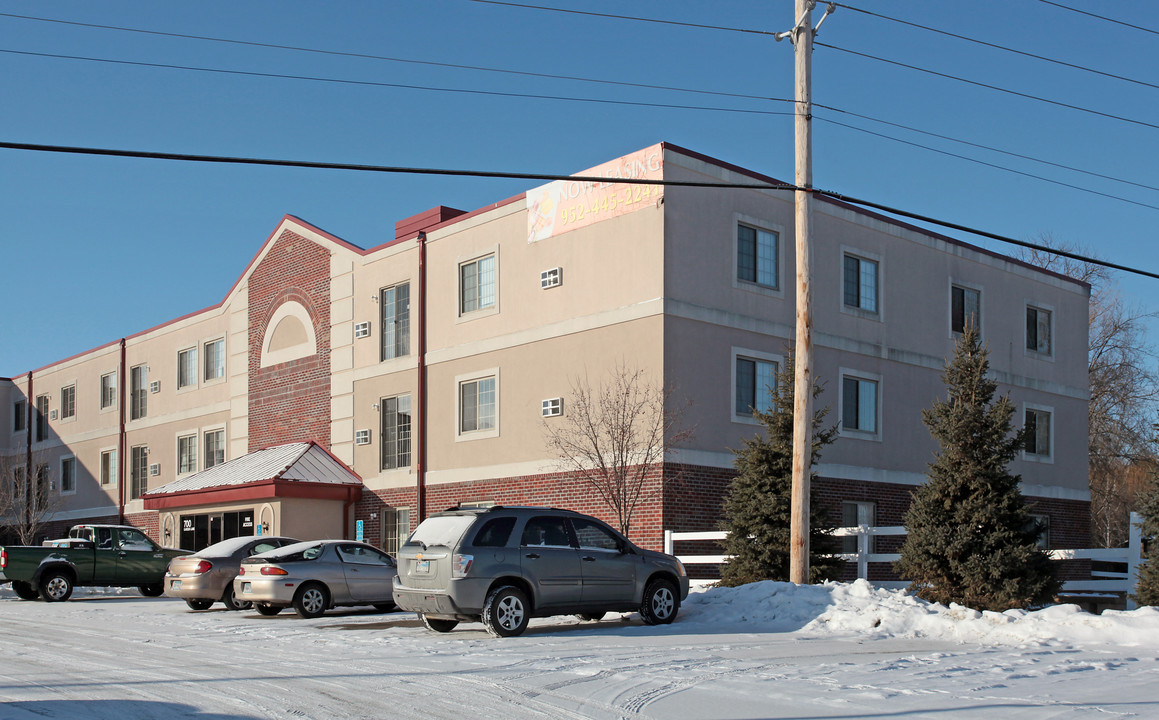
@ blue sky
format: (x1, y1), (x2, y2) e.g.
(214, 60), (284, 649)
(2, 0), (1157, 375)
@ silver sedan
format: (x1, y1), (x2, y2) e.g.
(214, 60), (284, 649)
(165, 535), (299, 611)
(234, 540), (397, 618)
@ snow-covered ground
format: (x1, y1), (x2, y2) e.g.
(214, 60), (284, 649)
(1, 580), (1157, 719)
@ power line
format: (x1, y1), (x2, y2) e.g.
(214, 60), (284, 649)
(835, 2), (1159, 92)
(2, 138), (1155, 281)
(1037, 0), (1159, 36)
(0, 12), (790, 104)
(462, 0), (771, 35)
(817, 42), (1159, 132)
(815, 113), (1159, 212)
(0, 48), (794, 118)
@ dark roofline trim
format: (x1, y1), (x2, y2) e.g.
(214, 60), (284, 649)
(142, 477), (362, 511)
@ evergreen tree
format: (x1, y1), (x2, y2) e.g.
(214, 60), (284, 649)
(1132, 472), (1159, 605)
(719, 359), (841, 586)
(895, 324), (1060, 610)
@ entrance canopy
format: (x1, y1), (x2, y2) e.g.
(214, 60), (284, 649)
(142, 441), (362, 511)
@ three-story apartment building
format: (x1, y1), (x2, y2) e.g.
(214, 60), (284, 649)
(1, 143), (1089, 564)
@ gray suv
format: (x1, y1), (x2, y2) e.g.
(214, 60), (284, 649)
(392, 506), (689, 637)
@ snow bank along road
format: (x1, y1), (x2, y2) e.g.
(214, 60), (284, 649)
(1, 580), (1157, 719)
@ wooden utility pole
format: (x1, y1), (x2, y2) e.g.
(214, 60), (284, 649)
(789, 0), (815, 585)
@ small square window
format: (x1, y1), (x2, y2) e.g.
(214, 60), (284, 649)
(460, 255), (496, 315)
(1026, 306), (1052, 355)
(204, 429), (226, 468)
(737, 224), (778, 289)
(178, 434), (198, 474)
(735, 356), (778, 417)
(842, 376), (878, 434)
(460, 376), (496, 434)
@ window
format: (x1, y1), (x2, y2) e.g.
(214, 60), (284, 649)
(100, 372), (117, 410)
(459, 255), (496, 315)
(381, 508), (411, 556)
(35, 395), (49, 441)
(1026, 306), (1052, 355)
(130, 365), (147, 420)
(736, 223), (778, 289)
(178, 434), (198, 474)
(380, 283), (410, 361)
(1029, 514), (1051, 549)
(951, 285), (981, 334)
(34, 464), (49, 508)
(471, 517), (516, 548)
(130, 446), (148, 499)
(100, 449), (117, 486)
(204, 429), (225, 469)
(735, 356), (778, 417)
(841, 501), (875, 554)
(572, 518), (624, 552)
(842, 375), (878, 434)
(380, 395), (412, 470)
(204, 339), (225, 381)
(60, 457), (76, 494)
(843, 254), (878, 313)
(60, 385), (76, 420)
(13, 399), (26, 432)
(178, 347), (198, 388)
(520, 516), (572, 547)
(13, 466), (26, 502)
(459, 376), (496, 434)
(1024, 407), (1052, 459)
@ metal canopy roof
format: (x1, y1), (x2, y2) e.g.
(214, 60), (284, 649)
(144, 442), (361, 497)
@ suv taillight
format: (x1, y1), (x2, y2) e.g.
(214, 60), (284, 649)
(1, 549), (6, 569)
(452, 554), (474, 577)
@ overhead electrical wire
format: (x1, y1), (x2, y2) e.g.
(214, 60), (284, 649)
(461, 0), (772, 35)
(1037, 0), (1159, 37)
(834, 3), (1159, 92)
(2, 139), (1156, 281)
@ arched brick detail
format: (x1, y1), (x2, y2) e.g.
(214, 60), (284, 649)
(248, 230), (332, 450)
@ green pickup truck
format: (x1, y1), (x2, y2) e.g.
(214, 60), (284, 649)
(0, 525), (187, 602)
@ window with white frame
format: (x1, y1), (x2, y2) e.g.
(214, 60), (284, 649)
(951, 284), (981, 334)
(130, 445), (148, 499)
(35, 395), (49, 441)
(100, 449), (117, 486)
(60, 456), (76, 494)
(1026, 305), (1052, 355)
(60, 385), (76, 420)
(178, 347), (198, 388)
(203, 338), (225, 381)
(204, 429), (225, 468)
(459, 376), (497, 434)
(459, 255), (496, 315)
(843, 254), (878, 313)
(841, 374), (879, 435)
(100, 372), (117, 410)
(178, 434), (198, 474)
(381, 283), (411, 361)
(736, 223), (778, 289)
(1024, 407), (1052, 459)
(381, 507), (411, 556)
(735, 355), (778, 418)
(380, 394), (412, 470)
(841, 501), (875, 554)
(130, 365), (148, 420)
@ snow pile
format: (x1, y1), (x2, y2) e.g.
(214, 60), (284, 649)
(679, 579), (1159, 648)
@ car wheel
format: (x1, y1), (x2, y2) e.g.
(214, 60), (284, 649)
(640, 578), (679, 625)
(420, 614), (459, 633)
(292, 583), (330, 619)
(39, 572), (74, 602)
(185, 598), (213, 611)
(373, 603), (396, 612)
(139, 584), (164, 597)
(12, 581), (41, 601)
(255, 603), (283, 616)
(482, 585), (530, 638)
(576, 612), (606, 622)
(221, 585), (251, 611)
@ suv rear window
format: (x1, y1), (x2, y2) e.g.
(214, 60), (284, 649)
(470, 517), (516, 548)
(407, 514), (477, 549)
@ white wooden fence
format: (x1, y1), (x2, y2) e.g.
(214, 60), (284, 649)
(664, 512), (1146, 609)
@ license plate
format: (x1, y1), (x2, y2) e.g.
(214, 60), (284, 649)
(170, 580), (182, 591)
(241, 582), (252, 594)
(414, 560), (430, 574)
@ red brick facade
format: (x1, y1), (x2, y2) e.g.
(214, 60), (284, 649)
(247, 230), (332, 451)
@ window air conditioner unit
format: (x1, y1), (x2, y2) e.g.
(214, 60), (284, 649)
(540, 267), (562, 289)
(354, 321), (371, 339)
(149, 463), (161, 477)
(355, 429), (371, 445)
(50, 410), (58, 420)
(541, 398), (563, 417)
(150, 380), (161, 394)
